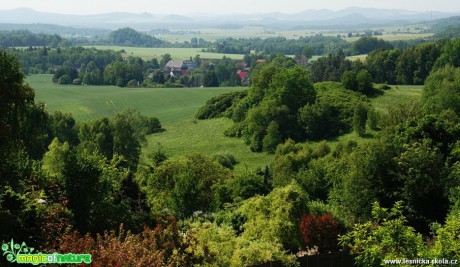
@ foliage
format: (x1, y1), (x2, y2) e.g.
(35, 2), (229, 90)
(270, 139), (314, 187)
(236, 182), (309, 251)
(55, 217), (209, 266)
(41, 138), (70, 183)
(78, 117), (114, 160)
(423, 65), (460, 116)
(366, 42), (441, 85)
(0, 186), (40, 246)
(0, 30), (63, 48)
(352, 36), (393, 55)
(310, 49), (352, 83)
(78, 108), (161, 168)
(48, 111), (78, 145)
(366, 48), (401, 84)
(53, 66), (78, 84)
(212, 153), (238, 170)
(62, 148), (130, 234)
(430, 211), (460, 259)
(312, 82), (369, 136)
(434, 38), (460, 68)
(341, 69), (373, 94)
(353, 102), (367, 136)
(241, 61), (316, 151)
(339, 202), (426, 267)
(142, 153), (230, 218)
(195, 90), (248, 119)
(294, 157), (332, 202)
(188, 222), (298, 267)
(203, 70), (219, 87)
(0, 51), (34, 147)
(227, 170), (270, 200)
(108, 27), (165, 47)
(380, 100), (422, 130)
(209, 35), (349, 56)
(262, 121), (282, 153)
(299, 212), (340, 253)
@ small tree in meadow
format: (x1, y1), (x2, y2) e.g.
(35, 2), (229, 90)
(353, 103), (367, 136)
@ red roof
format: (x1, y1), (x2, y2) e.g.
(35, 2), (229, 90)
(238, 71), (248, 79)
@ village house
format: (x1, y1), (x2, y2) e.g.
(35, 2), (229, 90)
(164, 60), (197, 77)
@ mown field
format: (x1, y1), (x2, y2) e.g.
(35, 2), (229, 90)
(28, 74), (424, 172)
(83, 46), (245, 61)
(28, 74), (244, 123)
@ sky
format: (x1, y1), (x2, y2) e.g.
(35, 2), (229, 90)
(1, 0), (459, 15)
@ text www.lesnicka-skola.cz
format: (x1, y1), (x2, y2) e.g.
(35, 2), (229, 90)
(384, 258), (458, 265)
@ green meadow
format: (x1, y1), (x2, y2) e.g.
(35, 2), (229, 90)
(28, 74), (244, 123)
(83, 46), (245, 61)
(27, 74), (271, 170)
(370, 85), (423, 113)
(28, 74), (424, 172)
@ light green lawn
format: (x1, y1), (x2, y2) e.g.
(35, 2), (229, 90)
(83, 46), (245, 60)
(370, 85), (423, 113)
(144, 118), (274, 172)
(28, 74), (244, 123)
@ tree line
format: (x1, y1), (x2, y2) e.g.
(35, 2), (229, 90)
(308, 38), (460, 86)
(0, 30), (65, 48)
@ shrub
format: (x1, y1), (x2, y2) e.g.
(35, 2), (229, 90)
(299, 212), (340, 253)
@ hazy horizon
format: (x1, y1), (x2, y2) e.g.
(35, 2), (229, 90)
(2, 0), (459, 16)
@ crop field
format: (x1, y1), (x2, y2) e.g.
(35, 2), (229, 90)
(345, 33), (432, 42)
(28, 74), (244, 123)
(83, 46), (245, 60)
(158, 26), (434, 43)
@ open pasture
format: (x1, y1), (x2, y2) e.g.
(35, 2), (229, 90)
(28, 74), (244, 123)
(83, 45), (245, 60)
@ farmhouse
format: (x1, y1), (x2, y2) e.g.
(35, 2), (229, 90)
(237, 70), (249, 85)
(164, 60), (196, 77)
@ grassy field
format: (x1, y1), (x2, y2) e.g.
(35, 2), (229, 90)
(144, 118), (274, 172)
(345, 33), (432, 42)
(26, 74), (271, 171)
(83, 46), (245, 61)
(347, 54), (368, 61)
(28, 74), (424, 173)
(28, 74), (244, 123)
(157, 25), (433, 43)
(370, 85), (423, 113)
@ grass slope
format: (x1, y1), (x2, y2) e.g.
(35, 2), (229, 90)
(28, 74), (243, 123)
(145, 118), (274, 172)
(28, 74), (271, 171)
(370, 85), (423, 113)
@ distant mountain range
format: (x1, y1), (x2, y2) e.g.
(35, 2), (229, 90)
(0, 7), (459, 30)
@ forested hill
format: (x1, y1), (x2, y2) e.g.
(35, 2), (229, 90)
(108, 27), (165, 47)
